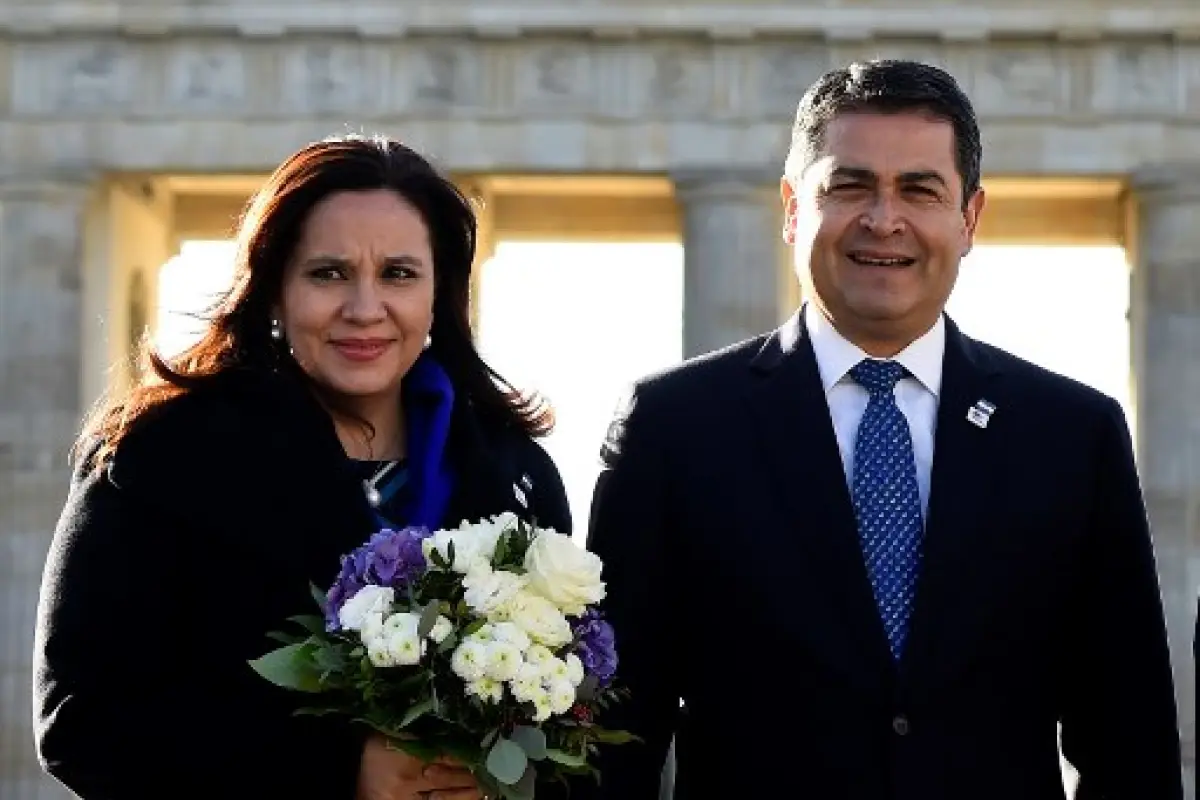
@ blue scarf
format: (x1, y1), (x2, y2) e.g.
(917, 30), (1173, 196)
(377, 352), (456, 530)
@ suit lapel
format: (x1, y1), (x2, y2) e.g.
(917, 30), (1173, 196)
(743, 312), (894, 670)
(900, 319), (1003, 679)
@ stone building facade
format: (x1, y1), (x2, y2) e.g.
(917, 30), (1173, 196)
(1, 1), (1198, 796)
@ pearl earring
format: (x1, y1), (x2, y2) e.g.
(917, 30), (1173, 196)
(270, 319), (283, 340)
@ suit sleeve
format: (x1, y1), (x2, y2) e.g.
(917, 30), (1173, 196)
(32, 455), (366, 800)
(584, 386), (680, 800)
(1059, 398), (1183, 800)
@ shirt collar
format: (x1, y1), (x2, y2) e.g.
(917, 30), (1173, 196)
(804, 303), (945, 397)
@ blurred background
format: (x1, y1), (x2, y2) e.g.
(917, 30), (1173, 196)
(0, 0), (1197, 797)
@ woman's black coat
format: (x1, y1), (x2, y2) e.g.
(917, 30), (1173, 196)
(33, 368), (572, 799)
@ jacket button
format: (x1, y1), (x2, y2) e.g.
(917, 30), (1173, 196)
(892, 715), (910, 736)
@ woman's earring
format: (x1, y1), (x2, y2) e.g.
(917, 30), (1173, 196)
(270, 319), (283, 341)
(423, 332), (432, 349)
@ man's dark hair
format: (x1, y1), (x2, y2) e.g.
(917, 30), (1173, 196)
(784, 59), (982, 208)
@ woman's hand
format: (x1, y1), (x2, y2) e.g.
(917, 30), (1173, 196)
(357, 734), (485, 800)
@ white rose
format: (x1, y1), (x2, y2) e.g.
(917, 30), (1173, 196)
(338, 586), (395, 632)
(462, 563), (528, 617)
(465, 677), (505, 705)
(422, 522), (503, 573)
(505, 591), (573, 648)
(484, 641), (524, 682)
(564, 653), (585, 687)
(523, 531), (606, 615)
(548, 679), (577, 715)
(451, 640), (489, 682)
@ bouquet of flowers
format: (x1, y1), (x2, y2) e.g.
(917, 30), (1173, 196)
(250, 512), (633, 799)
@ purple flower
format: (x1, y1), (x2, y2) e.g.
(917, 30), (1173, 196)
(323, 526), (432, 631)
(570, 608), (618, 687)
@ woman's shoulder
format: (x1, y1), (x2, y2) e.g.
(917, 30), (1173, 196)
(100, 370), (279, 487)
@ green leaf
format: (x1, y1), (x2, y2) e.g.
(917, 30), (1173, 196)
(437, 632), (459, 654)
(248, 643), (324, 693)
(399, 696), (435, 728)
(510, 725), (548, 761)
(544, 748), (588, 768)
(576, 674), (599, 702)
(481, 727), (500, 751)
(287, 614), (327, 634)
(386, 735), (444, 763)
(446, 540), (457, 570)
(486, 738), (528, 785)
(513, 763), (537, 798)
(590, 728), (639, 745)
(417, 602), (440, 640)
(309, 582), (328, 610)
(266, 631), (300, 645)
(312, 644), (344, 672)
(429, 547), (449, 570)
(462, 618), (486, 638)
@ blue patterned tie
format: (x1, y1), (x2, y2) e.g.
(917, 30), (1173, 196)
(849, 359), (924, 660)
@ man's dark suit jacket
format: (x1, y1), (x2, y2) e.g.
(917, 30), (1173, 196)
(586, 310), (1182, 800)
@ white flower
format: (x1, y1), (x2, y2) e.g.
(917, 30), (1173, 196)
(466, 677), (505, 705)
(423, 521), (504, 573)
(388, 631), (425, 666)
(428, 615), (454, 644)
(463, 562), (528, 617)
(484, 641), (524, 682)
(361, 613), (386, 646)
(531, 692), (554, 723)
(366, 638), (397, 668)
(539, 656), (571, 685)
(525, 644), (555, 666)
(338, 586), (395, 632)
(564, 653), (585, 687)
(489, 621), (532, 652)
(504, 591), (573, 648)
(548, 679), (577, 715)
(381, 612), (426, 666)
(523, 531), (606, 615)
(451, 640), (490, 682)
(509, 663), (544, 704)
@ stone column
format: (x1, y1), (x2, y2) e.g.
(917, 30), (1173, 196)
(673, 168), (785, 358)
(1130, 163), (1200, 799)
(0, 176), (91, 800)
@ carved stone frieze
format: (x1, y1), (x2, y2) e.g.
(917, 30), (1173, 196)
(8, 33), (1200, 124)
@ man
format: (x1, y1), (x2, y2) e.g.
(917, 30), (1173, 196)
(586, 60), (1182, 800)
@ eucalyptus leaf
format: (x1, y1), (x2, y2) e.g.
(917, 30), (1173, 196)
(486, 738), (528, 785)
(509, 725), (548, 760)
(417, 602), (440, 640)
(514, 763), (538, 797)
(248, 643), (323, 693)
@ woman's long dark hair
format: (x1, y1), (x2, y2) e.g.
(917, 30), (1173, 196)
(78, 134), (552, 466)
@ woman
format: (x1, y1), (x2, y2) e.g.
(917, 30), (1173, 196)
(33, 135), (572, 800)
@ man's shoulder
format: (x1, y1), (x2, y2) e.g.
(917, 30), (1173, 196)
(627, 333), (771, 408)
(969, 336), (1121, 421)
(600, 333), (771, 464)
